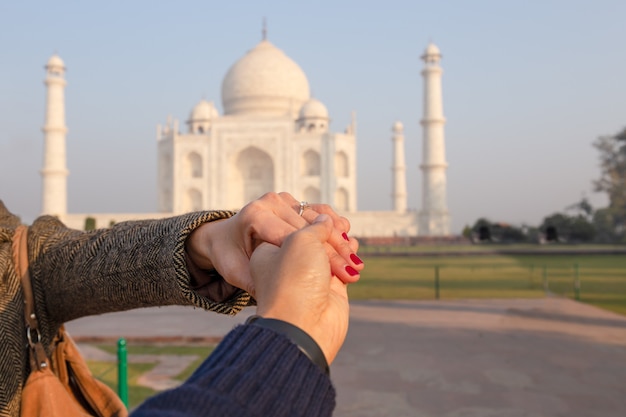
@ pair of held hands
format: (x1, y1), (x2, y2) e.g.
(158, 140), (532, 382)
(185, 192), (363, 364)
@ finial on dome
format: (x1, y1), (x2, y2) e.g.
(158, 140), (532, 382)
(262, 17), (267, 40)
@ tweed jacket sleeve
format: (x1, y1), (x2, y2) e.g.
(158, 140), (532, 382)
(16, 208), (252, 349)
(29, 210), (254, 326)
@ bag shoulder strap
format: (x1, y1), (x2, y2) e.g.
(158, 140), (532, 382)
(12, 225), (50, 371)
(12, 226), (39, 330)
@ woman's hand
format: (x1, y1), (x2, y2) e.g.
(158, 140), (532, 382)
(185, 192), (363, 294)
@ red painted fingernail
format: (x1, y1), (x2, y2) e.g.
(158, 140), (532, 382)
(350, 254), (363, 265)
(345, 265), (359, 276)
(342, 232), (349, 241)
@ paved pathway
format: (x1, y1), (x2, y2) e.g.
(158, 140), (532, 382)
(66, 298), (626, 416)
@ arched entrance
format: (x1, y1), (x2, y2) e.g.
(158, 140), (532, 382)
(229, 146), (274, 208)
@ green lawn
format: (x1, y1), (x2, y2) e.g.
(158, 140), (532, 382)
(88, 360), (156, 410)
(353, 254), (626, 315)
(358, 243), (626, 254)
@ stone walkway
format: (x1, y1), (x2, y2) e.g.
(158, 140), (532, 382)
(66, 298), (626, 416)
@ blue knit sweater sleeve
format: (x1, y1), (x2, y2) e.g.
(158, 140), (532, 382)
(131, 324), (336, 417)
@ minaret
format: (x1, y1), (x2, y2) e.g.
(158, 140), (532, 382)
(41, 54), (69, 217)
(391, 121), (407, 212)
(419, 43), (450, 235)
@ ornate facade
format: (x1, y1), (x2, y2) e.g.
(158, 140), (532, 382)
(43, 39), (451, 237)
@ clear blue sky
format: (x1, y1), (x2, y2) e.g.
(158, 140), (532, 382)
(1, 0), (624, 233)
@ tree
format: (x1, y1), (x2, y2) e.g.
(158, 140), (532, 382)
(472, 218), (493, 241)
(593, 207), (623, 243)
(497, 224), (526, 242)
(540, 212), (595, 243)
(569, 215), (596, 242)
(566, 197), (594, 220)
(521, 225), (541, 243)
(470, 218), (528, 243)
(593, 127), (626, 240)
(462, 225), (472, 239)
(84, 216), (96, 231)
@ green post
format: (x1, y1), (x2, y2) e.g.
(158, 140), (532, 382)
(117, 338), (128, 408)
(574, 263), (580, 301)
(434, 266), (440, 300)
(542, 265), (548, 294)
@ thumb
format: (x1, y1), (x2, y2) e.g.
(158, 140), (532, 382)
(305, 214), (334, 243)
(283, 214), (333, 251)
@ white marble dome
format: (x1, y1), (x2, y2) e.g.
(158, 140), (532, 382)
(221, 40), (310, 117)
(190, 99), (219, 121)
(46, 54), (65, 69)
(299, 98), (328, 120)
(423, 43), (441, 57)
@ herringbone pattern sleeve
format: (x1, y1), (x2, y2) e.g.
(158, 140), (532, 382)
(28, 211), (252, 345)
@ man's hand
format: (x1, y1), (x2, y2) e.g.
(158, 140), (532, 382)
(250, 214), (351, 365)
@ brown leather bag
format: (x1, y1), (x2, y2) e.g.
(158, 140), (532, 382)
(12, 225), (128, 417)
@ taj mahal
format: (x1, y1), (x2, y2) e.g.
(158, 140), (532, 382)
(40, 35), (451, 237)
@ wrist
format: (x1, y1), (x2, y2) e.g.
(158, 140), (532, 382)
(185, 219), (227, 270)
(245, 315), (329, 376)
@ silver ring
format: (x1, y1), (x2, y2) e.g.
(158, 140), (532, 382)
(298, 201), (310, 216)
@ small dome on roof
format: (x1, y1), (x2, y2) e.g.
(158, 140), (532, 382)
(422, 43), (441, 60)
(190, 100), (219, 121)
(46, 54), (65, 69)
(425, 43), (440, 56)
(392, 121), (404, 132)
(299, 98), (328, 120)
